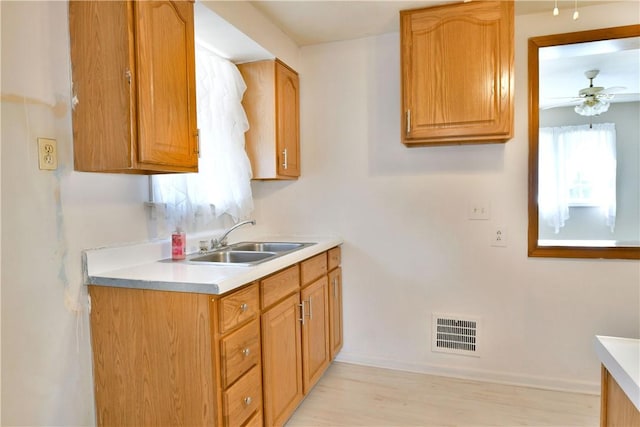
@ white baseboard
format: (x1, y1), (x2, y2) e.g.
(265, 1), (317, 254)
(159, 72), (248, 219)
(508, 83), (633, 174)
(334, 351), (600, 396)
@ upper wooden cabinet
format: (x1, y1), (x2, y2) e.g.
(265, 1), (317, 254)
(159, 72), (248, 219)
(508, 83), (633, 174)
(238, 59), (300, 180)
(400, 1), (514, 146)
(69, 0), (199, 173)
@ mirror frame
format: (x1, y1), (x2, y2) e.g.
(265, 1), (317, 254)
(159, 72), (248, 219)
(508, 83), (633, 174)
(528, 25), (640, 260)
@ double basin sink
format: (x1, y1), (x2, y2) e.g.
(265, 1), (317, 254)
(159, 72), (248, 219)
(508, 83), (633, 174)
(188, 241), (315, 266)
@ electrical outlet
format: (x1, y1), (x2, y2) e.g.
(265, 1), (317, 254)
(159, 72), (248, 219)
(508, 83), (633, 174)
(468, 201), (490, 220)
(491, 227), (507, 247)
(38, 138), (58, 170)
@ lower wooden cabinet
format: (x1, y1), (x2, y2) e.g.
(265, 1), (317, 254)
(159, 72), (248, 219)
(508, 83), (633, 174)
(600, 364), (640, 426)
(329, 266), (343, 359)
(301, 276), (330, 393)
(88, 246), (343, 427)
(261, 292), (304, 427)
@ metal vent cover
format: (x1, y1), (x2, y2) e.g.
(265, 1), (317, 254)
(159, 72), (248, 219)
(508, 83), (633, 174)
(432, 313), (480, 357)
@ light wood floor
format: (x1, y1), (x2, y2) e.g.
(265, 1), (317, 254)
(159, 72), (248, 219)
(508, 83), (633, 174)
(286, 362), (600, 426)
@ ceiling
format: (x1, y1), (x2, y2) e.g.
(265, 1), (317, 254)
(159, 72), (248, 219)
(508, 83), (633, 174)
(249, 0), (615, 46)
(540, 37), (640, 108)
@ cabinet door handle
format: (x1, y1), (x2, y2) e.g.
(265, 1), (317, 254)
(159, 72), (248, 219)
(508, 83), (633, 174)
(243, 396), (252, 406)
(307, 296), (313, 320)
(196, 128), (200, 157)
(282, 148), (288, 170)
(333, 278), (338, 298)
(242, 348), (250, 357)
(299, 302), (305, 325)
(406, 110), (411, 134)
(125, 69), (132, 86)
(240, 303), (248, 312)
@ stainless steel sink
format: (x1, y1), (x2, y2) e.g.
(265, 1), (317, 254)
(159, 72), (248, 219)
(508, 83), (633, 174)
(189, 250), (277, 265)
(226, 241), (311, 253)
(187, 241), (315, 266)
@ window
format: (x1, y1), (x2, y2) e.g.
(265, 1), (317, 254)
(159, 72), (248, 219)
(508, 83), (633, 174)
(151, 42), (254, 231)
(539, 123), (617, 233)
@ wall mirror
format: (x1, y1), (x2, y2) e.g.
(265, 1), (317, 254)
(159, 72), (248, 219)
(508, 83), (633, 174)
(528, 25), (640, 259)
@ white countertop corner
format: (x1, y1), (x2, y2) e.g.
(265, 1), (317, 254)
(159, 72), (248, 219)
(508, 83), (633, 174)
(594, 335), (640, 411)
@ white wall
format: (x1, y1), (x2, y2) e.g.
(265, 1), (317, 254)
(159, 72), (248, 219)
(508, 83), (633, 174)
(252, 2), (640, 393)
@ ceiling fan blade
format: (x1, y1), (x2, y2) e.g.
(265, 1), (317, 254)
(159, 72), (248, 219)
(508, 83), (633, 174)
(601, 86), (627, 94)
(541, 100), (582, 110)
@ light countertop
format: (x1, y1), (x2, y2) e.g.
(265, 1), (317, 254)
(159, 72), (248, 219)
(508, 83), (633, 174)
(84, 235), (343, 295)
(594, 335), (640, 411)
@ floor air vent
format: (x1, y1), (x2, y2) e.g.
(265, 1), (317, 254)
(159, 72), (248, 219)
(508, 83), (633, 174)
(432, 313), (480, 357)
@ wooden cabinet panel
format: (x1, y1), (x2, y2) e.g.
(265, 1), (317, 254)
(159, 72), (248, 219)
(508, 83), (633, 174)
(88, 286), (215, 427)
(220, 319), (261, 389)
(328, 267), (343, 360)
(400, 1), (513, 145)
(261, 293), (304, 427)
(276, 62), (300, 177)
(135, 1), (198, 168)
(301, 276), (331, 394)
(261, 265), (300, 309)
(328, 246), (341, 271)
(223, 365), (262, 427)
(69, 0), (198, 173)
(238, 59), (300, 180)
(219, 283), (259, 334)
(244, 410), (263, 427)
(301, 253), (328, 286)
(601, 365), (640, 426)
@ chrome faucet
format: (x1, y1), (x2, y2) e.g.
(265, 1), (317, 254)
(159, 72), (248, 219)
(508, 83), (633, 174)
(211, 219), (256, 249)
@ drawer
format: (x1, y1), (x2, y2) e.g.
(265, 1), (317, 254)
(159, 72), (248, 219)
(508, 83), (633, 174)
(221, 319), (261, 389)
(328, 246), (341, 271)
(220, 283), (259, 334)
(223, 366), (262, 427)
(243, 410), (263, 427)
(301, 252), (327, 286)
(261, 265), (300, 309)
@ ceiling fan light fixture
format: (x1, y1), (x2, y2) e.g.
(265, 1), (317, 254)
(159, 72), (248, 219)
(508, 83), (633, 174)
(575, 99), (610, 116)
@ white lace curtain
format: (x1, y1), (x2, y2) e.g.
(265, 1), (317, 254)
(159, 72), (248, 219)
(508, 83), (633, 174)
(539, 123), (617, 233)
(152, 42), (253, 230)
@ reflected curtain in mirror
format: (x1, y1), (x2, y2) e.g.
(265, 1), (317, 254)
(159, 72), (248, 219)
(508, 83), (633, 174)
(539, 123), (617, 234)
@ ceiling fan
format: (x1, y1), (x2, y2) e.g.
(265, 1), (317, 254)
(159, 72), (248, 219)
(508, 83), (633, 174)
(572, 69), (624, 116)
(543, 69), (629, 116)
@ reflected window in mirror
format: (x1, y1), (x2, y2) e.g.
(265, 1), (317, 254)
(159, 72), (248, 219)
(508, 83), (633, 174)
(528, 25), (640, 259)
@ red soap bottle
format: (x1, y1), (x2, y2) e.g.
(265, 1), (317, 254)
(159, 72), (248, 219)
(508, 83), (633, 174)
(172, 229), (186, 260)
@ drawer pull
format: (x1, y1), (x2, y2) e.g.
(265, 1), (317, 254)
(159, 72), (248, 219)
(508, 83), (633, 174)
(240, 303), (248, 312)
(244, 396), (252, 406)
(299, 302), (306, 325)
(242, 348), (251, 357)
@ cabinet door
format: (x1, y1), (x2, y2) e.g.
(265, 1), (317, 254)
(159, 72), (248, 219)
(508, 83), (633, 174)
(261, 293), (303, 427)
(301, 277), (330, 394)
(69, 1), (136, 172)
(276, 61), (300, 177)
(400, 1), (513, 145)
(134, 1), (198, 169)
(328, 267), (343, 360)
